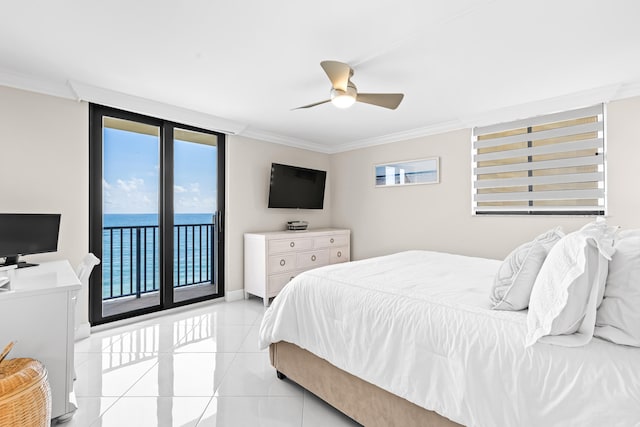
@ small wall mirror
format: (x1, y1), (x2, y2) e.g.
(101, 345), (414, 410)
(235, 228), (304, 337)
(375, 157), (439, 187)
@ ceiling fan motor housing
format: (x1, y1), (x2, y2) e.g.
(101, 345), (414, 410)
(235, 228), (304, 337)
(294, 60), (403, 110)
(330, 82), (357, 108)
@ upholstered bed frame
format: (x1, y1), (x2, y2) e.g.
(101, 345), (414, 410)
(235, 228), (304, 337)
(269, 341), (461, 427)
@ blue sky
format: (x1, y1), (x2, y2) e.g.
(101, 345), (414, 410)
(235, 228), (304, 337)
(103, 128), (217, 214)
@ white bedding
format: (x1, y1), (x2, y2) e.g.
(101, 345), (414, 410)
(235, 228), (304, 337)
(258, 250), (640, 427)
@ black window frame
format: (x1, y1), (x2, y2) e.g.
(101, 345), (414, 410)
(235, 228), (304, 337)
(89, 103), (225, 326)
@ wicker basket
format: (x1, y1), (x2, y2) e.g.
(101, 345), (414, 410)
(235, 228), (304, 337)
(0, 342), (51, 427)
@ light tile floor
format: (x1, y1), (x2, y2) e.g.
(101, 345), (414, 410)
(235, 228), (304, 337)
(64, 298), (361, 426)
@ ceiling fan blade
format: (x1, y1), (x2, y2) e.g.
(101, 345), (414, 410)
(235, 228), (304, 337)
(356, 93), (404, 110)
(320, 61), (352, 91)
(292, 99), (331, 110)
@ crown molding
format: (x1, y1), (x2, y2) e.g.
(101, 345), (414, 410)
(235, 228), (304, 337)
(326, 119), (466, 154)
(613, 81), (640, 101)
(68, 80), (247, 135)
(459, 83), (623, 130)
(238, 128), (332, 153)
(0, 67), (75, 100)
(3, 65), (640, 154)
(328, 80), (640, 154)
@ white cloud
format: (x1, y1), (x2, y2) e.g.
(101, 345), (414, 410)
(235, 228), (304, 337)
(174, 185), (187, 193)
(103, 179), (112, 190)
(189, 183), (200, 193)
(117, 177), (144, 192)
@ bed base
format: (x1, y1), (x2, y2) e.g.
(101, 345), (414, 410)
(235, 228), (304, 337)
(269, 341), (462, 427)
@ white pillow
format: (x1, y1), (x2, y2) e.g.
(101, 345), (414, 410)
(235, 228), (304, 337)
(594, 229), (640, 346)
(491, 227), (564, 311)
(526, 220), (617, 347)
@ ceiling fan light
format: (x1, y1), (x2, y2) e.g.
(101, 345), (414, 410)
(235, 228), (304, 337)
(331, 94), (356, 108)
(330, 87), (357, 109)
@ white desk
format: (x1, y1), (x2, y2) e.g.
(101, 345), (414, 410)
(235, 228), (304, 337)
(0, 260), (80, 421)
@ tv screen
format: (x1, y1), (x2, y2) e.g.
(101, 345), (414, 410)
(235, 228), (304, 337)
(0, 213), (61, 266)
(268, 163), (327, 209)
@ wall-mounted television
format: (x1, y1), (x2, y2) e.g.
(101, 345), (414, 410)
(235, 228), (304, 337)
(268, 163), (327, 209)
(0, 213), (61, 267)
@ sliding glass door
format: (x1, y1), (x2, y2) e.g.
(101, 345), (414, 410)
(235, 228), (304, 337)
(100, 116), (162, 317)
(172, 128), (220, 304)
(89, 105), (225, 325)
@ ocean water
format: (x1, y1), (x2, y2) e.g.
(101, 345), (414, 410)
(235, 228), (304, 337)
(104, 213), (216, 227)
(102, 213), (216, 298)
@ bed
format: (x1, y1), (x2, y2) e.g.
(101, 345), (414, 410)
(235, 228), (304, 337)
(258, 250), (640, 427)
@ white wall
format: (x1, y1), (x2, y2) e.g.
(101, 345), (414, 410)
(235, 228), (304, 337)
(331, 96), (640, 261)
(225, 135), (332, 294)
(0, 85), (89, 322)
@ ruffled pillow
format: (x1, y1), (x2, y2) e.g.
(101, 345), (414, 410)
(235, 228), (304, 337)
(526, 220), (617, 347)
(594, 229), (640, 346)
(491, 227), (564, 311)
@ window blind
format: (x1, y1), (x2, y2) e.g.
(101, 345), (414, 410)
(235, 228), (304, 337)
(472, 104), (605, 215)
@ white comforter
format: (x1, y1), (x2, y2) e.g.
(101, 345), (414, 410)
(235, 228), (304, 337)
(258, 251), (640, 427)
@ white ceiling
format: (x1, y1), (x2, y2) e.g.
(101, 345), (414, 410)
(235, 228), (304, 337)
(2, 0), (640, 153)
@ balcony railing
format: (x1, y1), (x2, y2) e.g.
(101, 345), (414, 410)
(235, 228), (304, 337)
(102, 222), (215, 300)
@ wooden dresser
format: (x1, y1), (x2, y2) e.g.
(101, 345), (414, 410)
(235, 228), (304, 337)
(244, 228), (350, 305)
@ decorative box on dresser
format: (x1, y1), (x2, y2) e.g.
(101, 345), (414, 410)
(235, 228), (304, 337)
(244, 228), (350, 306)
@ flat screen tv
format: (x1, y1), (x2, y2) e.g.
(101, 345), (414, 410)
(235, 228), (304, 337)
(0, 213), (61, 267)
(268, 163), (327, 209)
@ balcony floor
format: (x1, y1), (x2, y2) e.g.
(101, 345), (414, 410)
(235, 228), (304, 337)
(102, 282), (217, 318)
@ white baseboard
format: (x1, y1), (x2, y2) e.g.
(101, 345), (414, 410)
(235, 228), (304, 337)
(75, 322), (91, 341)
(225, 289), (244, 302)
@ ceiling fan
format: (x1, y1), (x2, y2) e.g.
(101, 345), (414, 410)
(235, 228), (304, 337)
(294, 60), (404, 110)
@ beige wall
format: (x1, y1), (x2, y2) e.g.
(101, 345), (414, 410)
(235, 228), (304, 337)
(3, 83), (640, 326)
(0, 87), (333, 326)
(604, 97), (640, 228)
(0, 85), (89, 322)
(225, 135), (332, 293)
(331, 96), (640, 262)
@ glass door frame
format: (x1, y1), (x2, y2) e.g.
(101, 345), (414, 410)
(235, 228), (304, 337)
(89, 104), (225, 326)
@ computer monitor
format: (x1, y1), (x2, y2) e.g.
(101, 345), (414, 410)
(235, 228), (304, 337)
(0, 213), (61, 267)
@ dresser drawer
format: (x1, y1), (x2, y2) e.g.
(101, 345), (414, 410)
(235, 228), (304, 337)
(245, 229), (350, 307)
(330, 246), (349, 264)
(269, 238), (313, 254)
(296, 249), (329, 269)
(268, 253), (297, 274)
(267, 271), (299, 295)
(315, 234), (349, 248)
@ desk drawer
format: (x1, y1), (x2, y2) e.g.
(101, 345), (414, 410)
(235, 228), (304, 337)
(315, 234), (349, 248)
(268, 254), (296, 274)
(330, 247), (349, 264)
(296, 250), (329, 269)
(269, 238), (313, 254)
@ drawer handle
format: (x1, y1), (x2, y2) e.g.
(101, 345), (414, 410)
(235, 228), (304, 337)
(311, 255), (317, 262)
(290, 241), (295, 248)
(280, 259), (286, 266)
(330, 238), (335, 243)
(337, 251), (342, 258)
